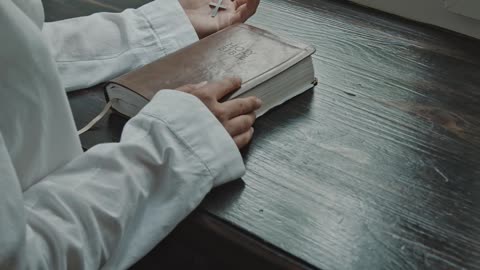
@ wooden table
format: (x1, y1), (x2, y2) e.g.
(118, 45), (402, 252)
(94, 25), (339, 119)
(43, 0), (480, 269)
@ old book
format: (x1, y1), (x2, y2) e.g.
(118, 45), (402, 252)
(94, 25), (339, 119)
(105, 23), (316, 118)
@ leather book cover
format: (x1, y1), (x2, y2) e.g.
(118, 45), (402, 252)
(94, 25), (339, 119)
(107, 23), (315, 101)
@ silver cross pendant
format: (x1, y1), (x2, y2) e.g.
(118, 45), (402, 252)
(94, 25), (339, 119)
(209, 0), (227, 17)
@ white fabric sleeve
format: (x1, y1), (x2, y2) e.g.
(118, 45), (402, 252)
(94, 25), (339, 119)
(0, 90), (244, 270)
(42, 0), (198, 92)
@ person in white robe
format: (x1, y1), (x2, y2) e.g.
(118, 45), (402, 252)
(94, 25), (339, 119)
(0, 0), (260, 269)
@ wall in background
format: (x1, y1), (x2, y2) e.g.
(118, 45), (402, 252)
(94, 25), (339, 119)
(445, 0), (480, 21)
(350, 0), (480, 39)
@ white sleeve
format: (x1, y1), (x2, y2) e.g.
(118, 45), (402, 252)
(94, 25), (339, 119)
(0, 90), (244, 270)
(42, 0), (198, 92)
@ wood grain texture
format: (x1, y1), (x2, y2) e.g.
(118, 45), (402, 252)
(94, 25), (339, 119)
(132, 209), (316, 269)
(43, 0), (480, 269)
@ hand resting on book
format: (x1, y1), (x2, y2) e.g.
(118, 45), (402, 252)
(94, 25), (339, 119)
(179, 0), (260, 38)
(177, 77), (262, 148)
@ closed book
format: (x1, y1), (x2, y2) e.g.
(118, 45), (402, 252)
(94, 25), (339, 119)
(105, 23), (316, 117)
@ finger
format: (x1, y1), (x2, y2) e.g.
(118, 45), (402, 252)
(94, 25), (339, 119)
(176, 84), (196, 93)
(233, 0), (246, 9)
(231, 4), (249, 23)
(224, 112), (256, 137)
(222, 96), (262, 118)
(232, 0), (259, 22)
(233, 127), (254, 149)
(177, 81), (208, 93)
(204, 77), (242, 100)
(194, 81), (209, 88)
(234, 0), (259, 11)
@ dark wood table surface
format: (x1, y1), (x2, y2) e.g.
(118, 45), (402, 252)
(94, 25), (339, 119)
(43, 0), (480, 269)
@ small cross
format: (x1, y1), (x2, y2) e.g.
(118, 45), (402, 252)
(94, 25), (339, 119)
(209, 0), (226, 17)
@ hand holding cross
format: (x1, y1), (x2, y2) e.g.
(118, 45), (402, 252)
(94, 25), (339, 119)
(209, 0), (227, 17)
(179, 0), (260, 38)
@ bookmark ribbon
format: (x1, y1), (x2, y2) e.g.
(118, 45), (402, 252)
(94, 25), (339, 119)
(77, 100), (113, 135)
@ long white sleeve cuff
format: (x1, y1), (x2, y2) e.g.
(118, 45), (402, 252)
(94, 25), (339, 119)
(0, 90), (244, 269)
(139, 90), (245, 187)
(138, 0), (198, 56)
(104, 90), (246, 268)
(43, 0), (199, 92)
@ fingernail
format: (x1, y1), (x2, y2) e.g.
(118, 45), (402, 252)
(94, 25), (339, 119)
(231, 77), (242, 84)
(195, 81), (208, 88)
(256, 97), (263, 106)
(250, 127), (254, 134)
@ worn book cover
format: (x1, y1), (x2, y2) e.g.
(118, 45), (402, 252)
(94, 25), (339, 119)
(106, 23), (316, 117)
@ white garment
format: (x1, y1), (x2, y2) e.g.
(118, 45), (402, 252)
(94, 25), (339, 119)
(0, 0), (245, 269)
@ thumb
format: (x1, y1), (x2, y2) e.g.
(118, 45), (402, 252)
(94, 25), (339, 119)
(176, 81), (208, 93)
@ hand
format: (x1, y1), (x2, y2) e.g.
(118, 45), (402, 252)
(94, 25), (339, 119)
(177, 78), (262, 148)
(179, 0), (260, 38)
